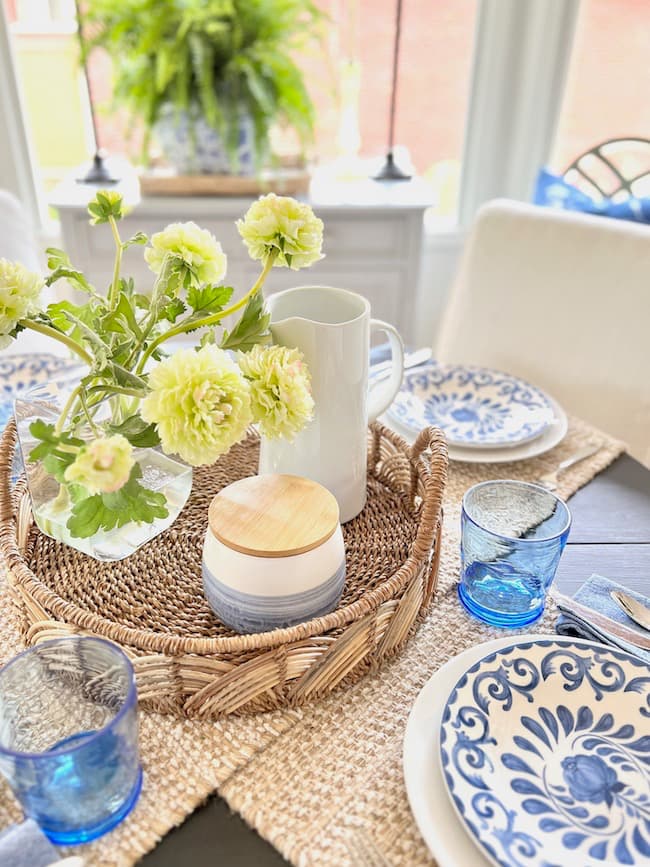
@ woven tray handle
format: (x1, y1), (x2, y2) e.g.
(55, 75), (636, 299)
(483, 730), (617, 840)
(408, 426), (448, 563)
(0, 418), (17, 526)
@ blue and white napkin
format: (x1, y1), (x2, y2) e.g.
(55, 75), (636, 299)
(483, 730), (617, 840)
(0, 819), (83, 866)
(0, 819), (58, 867)
(555, 574), (650, 664)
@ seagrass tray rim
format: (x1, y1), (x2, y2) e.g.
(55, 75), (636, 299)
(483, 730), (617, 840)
(0, 420), (447, 657)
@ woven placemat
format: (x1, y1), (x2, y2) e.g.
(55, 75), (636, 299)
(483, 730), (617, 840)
(0, 416), (625, 866)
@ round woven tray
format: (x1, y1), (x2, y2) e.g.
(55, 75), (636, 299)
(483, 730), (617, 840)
(0, 420), (447, 719)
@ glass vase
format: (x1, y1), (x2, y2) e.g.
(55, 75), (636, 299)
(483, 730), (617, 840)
(14, 380), (192, 561)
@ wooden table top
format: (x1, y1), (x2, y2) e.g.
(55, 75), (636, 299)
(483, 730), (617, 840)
(141, 452), (650, 866)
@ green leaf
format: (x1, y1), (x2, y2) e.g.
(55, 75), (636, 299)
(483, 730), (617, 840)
(134, 293), (151, 311)
(119, 276), (136, 297)
(199, 330), (216, 348)
(159, 297), (186, 323)
(45, 247), (71, 270)
(187, 284), (233, 315)
(107, 363), (149, 394)
(28, 421), (84, 483)
(102, 292), (143, 340)
(45, 261), (95, 296)
(29, 419), (84, 452)
(122, 231), (148, 250)
(63, 312), (111, 368)
(109, 338), (136, 366)
(108, 415), (161, 447)
(220, 290), (270, 352)
(66, 464), (168, 538)
(160, 264), (184, 299)
(48, 299), (100, 332)
(47, 300), (82, 333)
(87, 190), (124, 225)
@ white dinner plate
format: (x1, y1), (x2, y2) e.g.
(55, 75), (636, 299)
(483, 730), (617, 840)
(388, 363), (556, 449)
(403, 635), (549, 867)
(383, 394), (568, 464)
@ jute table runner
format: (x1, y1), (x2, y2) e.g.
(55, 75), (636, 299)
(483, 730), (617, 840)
(0, 416), (624, 866)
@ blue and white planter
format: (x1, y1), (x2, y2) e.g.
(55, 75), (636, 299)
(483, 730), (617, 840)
(154, 105), (255, 175)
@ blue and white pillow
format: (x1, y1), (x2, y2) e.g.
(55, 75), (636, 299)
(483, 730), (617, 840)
(534, 168), (650, 224)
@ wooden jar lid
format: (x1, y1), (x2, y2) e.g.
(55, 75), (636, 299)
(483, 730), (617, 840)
(208, 474), (340, 558)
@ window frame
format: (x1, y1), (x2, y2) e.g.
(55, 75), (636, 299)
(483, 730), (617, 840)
(1, 0), (581, 234)
(0, 0), (43, 229)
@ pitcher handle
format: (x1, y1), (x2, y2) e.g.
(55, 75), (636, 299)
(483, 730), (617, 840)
(367, 320), (405, 422)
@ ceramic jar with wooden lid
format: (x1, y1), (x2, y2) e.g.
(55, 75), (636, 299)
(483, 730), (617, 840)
(202, 474), (346, 634)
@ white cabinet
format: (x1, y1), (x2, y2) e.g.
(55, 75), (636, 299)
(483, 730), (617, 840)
(50, 179), (431, 341)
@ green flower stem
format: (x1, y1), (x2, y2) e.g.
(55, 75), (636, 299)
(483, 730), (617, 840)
(108, 215), (123, 311)
(79, 389), (100, 435)
(85, 385), (145, 399)
(55, 384), (82, 434)
(135, 252), (277, 374)
(19, 319), (92, 365)
(123, 254), (175, 369)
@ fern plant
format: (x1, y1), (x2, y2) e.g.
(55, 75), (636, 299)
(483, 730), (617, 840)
(85, 0), (323, 170)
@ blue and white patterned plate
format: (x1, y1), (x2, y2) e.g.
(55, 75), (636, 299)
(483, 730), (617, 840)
(0, 354), (83, 432)
(440, 638), (650, 867)
(388, 363), (556, 448)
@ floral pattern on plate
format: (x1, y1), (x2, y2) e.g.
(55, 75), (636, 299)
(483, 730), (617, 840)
(388, 363), (556, 448)
(0, 354), (82, 431)
(440, 638), (650, 867)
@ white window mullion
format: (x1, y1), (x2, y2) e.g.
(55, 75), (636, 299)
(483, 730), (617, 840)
(0, 1), (45, 230)
(458, 0), (580, 227)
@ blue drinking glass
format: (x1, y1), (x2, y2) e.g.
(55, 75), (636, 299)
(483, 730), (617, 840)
(0, 637), (142, 845)
(459, 480), (571, 627)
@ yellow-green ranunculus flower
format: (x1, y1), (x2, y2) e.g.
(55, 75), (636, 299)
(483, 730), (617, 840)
(141, 346), (252, 466)
(0, 259), (43, 348)
(236, 194), (324, 269)
(145, 222), (227, 288)
(238, 344), (314, 440)
(64, 434), (135, 495)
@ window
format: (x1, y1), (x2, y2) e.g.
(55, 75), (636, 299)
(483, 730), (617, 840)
(301, 0), (477, 215)
(4, 0), (91, 191)
(551, 0), (650, 179)
(3, 0), (477, 218)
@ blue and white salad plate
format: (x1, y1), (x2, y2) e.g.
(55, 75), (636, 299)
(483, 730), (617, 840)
(388, 363), (557, 449)
(439, 638), (650, 867)
(0, 354), (82, 432)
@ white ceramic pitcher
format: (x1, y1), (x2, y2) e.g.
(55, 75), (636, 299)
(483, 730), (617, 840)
(258, 286), (404, 522)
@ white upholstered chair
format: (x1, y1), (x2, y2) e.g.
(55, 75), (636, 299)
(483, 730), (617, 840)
(436, 199), (650, 466)
(0, 190), (40, 271)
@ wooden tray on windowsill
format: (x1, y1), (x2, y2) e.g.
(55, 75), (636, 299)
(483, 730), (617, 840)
(139, 168), (311, 197)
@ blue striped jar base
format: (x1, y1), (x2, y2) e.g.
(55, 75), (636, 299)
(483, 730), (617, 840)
(202, 474), (346, 635)
(202, 560), (345, 634)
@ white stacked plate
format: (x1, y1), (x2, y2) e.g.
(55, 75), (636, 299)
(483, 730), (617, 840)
(403, 636), (650, 867)
(386, 362), (567, 463)
(0, 353), (83, 431)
